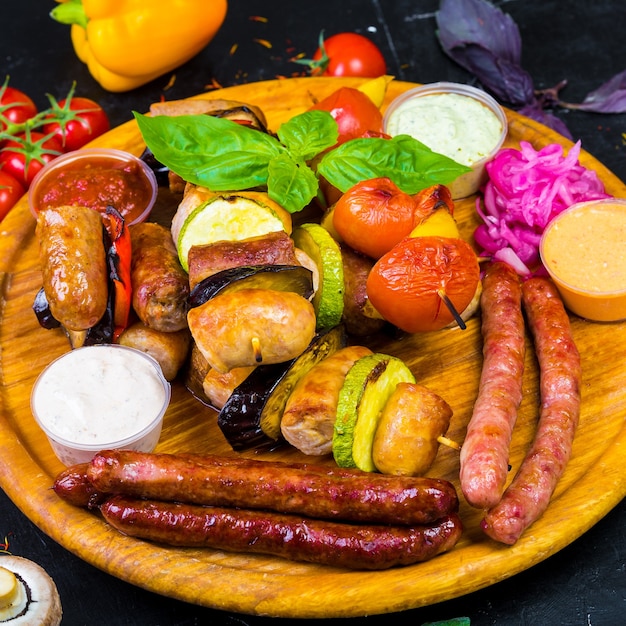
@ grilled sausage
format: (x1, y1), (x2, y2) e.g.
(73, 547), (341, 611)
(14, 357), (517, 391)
(52, 464), (107, 509)
(86, 450), (459, 525)
(100, 495), (463, 570)
(459, 261), (526, 508)
(481, 276), (582, 544)
(36, 205), (108, 331)
(373, 382), (453, 476)
(280, 345), (373, 456)
(129, 222), (189, 332)
(187, 230), (299, 290)
(118, 321), (191, 381)
(340, 244), (385, 336)
(201, 365), (256, 409)
(187, 288), (316, 373)
(54, 453), (429, 508)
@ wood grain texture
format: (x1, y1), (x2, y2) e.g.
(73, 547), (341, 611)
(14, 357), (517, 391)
(0, 78), (625, 618)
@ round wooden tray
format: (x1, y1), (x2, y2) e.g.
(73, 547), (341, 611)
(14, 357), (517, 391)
(1, 78), (625, 618)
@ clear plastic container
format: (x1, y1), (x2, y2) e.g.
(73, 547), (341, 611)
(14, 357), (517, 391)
(383, 82), (508, 199)
(31, 345), (171, 465)
(28, 147), (158, 225)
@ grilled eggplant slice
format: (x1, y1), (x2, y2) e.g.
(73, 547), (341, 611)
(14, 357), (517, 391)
(217, 324), (347, 450)
(188, 264), (314, 308)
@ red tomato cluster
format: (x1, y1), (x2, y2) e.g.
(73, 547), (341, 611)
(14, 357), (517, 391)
(0, 79), (110, 221)
(332, 177), (479, 333)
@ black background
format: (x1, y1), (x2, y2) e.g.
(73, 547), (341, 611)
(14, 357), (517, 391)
(1, 1), (625, 624)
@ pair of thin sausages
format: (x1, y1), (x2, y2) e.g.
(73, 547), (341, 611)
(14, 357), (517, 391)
(54, 450), (462, 570)
(461, 262), (582, 544)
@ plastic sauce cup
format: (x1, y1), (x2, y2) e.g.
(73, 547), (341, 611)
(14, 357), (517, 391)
(31, 345), (170, 465)
(383, 82), (508, 199)
(540, 198), (626, 322)
(28, 147), (158, 225)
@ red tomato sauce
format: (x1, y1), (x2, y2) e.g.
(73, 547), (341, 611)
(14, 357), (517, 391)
(34, 156), (154, 224)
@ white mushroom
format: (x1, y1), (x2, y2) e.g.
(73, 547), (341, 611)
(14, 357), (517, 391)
(0, 556), (62, 625)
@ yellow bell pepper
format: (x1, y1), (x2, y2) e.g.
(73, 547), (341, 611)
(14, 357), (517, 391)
(51, 0), (228, 92)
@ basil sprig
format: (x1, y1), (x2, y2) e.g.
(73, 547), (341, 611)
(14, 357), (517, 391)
(134, 109), (470, 214)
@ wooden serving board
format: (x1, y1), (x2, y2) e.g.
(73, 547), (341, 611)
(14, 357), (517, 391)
(1, 77), (625, 618)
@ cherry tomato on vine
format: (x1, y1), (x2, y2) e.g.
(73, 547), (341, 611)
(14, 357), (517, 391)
(366, 236), (480, 333)
(333, 177), (418, 259)
(0, 169), (25, 221)
(311, 32), (387, 78)
(310, 86), (384, 144)
(0, 84), (37, 131)
(0, 132), (63, 187)
(43, 95), (110, 152)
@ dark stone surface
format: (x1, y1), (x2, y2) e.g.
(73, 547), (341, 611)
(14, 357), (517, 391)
(1, 1), (625, 624)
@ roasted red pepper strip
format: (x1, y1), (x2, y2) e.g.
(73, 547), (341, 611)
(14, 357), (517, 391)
(103, 206), (132, 340)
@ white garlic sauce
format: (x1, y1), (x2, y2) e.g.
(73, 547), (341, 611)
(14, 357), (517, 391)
(32, 346), (168, 444)
(385, 92), (503, 166)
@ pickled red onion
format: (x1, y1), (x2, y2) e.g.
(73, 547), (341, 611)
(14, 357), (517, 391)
(474, 140), (610, 275)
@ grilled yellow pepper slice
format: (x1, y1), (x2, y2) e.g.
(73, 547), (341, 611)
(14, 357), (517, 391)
(51, 0), (228, 92)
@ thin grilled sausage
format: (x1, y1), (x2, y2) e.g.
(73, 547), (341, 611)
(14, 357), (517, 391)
(53, 454), (391, 508)
(459, 261), (526, 509)
(100, 495), (463, 570)
(87, 450), (459, 525)
(481, 276), (582, 544)
(130, 222), (190, 332)
(52, 464), (107, 509)
(36, 205), (108, 331)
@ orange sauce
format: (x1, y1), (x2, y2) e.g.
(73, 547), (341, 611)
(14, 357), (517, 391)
(542, 202), (626, 293)
(541, 199), (626, 322)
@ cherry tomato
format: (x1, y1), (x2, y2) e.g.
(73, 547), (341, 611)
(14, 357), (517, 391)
(413, 184), (455, 219)
(310, 86), (384, 144)
(0, 132), (63, 187)
(0, 169), (25, 221)
(333, 177), (418, 258)
(43, 96), (110, 152)
(0, 85), (37, 131)
(312, 33), (387, 78)
(366, 236), (480, 333)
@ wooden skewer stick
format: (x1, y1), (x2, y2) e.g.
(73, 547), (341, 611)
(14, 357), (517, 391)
(251, 336), (263, 363)
(437, 435), (462, 451)
(437, 289), (466, 330)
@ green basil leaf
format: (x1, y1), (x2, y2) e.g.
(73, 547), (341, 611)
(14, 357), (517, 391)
(277, 110), (338, 161)
(317, 134), (472, 194)
(267, 154), (319, 214)
(134, 112), (285, 189)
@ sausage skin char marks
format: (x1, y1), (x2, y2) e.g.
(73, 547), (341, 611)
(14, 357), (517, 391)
(481, 276), (582, 544)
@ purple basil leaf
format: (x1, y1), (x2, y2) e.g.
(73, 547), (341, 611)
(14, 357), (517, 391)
(565, 69), (626, 113)
(518, 102), (574, 140)
(437, 0), (522, 62)
(436, 0), (535, 106)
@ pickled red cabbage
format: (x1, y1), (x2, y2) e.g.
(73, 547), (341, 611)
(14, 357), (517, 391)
(474, 140), (610, 275)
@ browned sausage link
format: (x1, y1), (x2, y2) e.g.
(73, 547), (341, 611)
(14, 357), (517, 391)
(129, 222), (189, 332)
(53, 453), (386, 508)
(187, 230), (299, 290)
(52, 464), (107, 509)
(459, 261), (526, 509)
(36, 205), (108, 331)
(100, 495), (463, 570)
(481, 276), (582, 544)
(87, 450), (459, 525)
